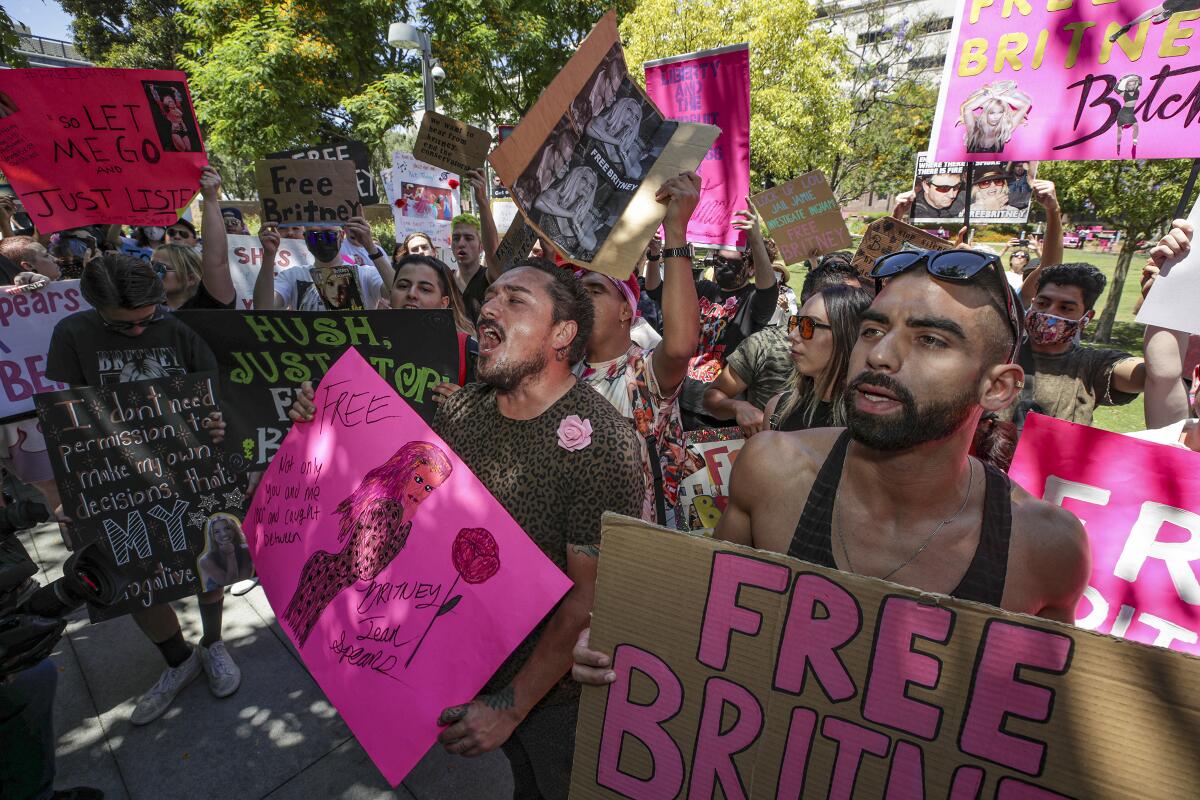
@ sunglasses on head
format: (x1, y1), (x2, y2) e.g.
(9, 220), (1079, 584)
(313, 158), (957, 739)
(974, 178), (1007, 189)
(870, 249), (1022, 363)
(151, 261), (176, 279)
(788, 314), (831, 339)
(98, 308), (165, 331)
(928, 182), (963, 193)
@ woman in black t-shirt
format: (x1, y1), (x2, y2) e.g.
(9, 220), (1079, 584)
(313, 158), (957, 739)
(156, 166), (237, 311)
(766, 285), (872, 432)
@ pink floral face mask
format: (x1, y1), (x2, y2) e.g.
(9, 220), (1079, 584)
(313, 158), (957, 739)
(1025, 308), (1086, 346)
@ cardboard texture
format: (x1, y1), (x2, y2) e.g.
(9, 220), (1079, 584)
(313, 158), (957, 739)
(851, 217), (955, 277)
(413, 111), (493, 176)
(928, 0), (1200, 161)
(0, 280), (91, 422)
(572, 514), (1200, 799)
(267, 140), (379, 206)
(255, 158), (361, 226)
(495, 211), (538, 270)
(911, 152), (1038, 226)
(750, 171), (851, 264)
(1137, 191), (1200, 336)
(488, 11), (719, 279)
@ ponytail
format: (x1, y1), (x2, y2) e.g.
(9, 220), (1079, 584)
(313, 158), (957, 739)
(971, 413), (1018, 473)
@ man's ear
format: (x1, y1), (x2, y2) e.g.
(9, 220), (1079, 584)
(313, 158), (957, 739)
(552, 319), (579, 354)
(980, 363), (1024, 412)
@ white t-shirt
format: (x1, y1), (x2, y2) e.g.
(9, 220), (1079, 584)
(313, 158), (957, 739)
(274, 262), (385, 311)
(1006, 271), (1024, 292)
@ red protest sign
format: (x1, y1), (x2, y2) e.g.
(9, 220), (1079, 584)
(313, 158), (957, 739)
(0, 68), (207, 230)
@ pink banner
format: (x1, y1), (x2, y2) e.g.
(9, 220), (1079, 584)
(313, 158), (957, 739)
(930, 2), (1200, 162)
(1009, 413), (1200, 654)
(645, 43), (750, 248)
(243, 348), (572, 785)
(0, 68), (207, 230)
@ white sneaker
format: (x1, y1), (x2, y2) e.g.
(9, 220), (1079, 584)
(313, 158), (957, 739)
(199, 641), (241, 698)
(130, 648), (200, 725)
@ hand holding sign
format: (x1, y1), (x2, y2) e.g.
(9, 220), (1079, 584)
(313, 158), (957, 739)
(655, 172), (702, 238)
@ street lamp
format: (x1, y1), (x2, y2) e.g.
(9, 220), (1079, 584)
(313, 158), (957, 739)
(388, 21), (436, 112)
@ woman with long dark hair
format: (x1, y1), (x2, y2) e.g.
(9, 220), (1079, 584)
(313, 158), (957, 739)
(766, 285), (873, 431)
(391, 255), (478, 389)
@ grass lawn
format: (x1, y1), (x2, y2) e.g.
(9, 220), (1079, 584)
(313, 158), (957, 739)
(786, 247), (1149, 434)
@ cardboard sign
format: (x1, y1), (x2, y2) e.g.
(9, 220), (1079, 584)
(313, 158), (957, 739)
(677, 428), (744, 532)
(1010, 413), (1200, 654)
(226, 234), (315, 311)
(750, 171), (851, 264)
(243, 348), (571, 785)
(1137, 191), (1200, 336)
(413, 111), (493, 176)
(267, 140), (378, 205)
(389, 152), (460, 259)
(0, 280), (91, 422)
(489, 11), (719, 279)
(495, 211), (538, 270)
(35, 373), (249, 621)
(850, 216), (955, 277)
(929, 1), (1200, 161)
(911, 152), (1038, 225)
(255, 158), (361, 227)
(0, 68), (207, 229)
(491, 197), (519, 234)
(645, 43), (751, 249)
(175, 310), (459, 466)
(571, 514), (1200, 799)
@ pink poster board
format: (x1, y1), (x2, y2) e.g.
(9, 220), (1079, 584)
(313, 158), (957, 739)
(0, 68), (207, 229)
(645, 43), (750, 248)
(1009, 413), (1200, 654)
(929, 2), (1200, 162)
(243, 348), (572, 785)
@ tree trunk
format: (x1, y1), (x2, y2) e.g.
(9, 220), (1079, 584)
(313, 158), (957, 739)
(1091, 236), (1136, 344)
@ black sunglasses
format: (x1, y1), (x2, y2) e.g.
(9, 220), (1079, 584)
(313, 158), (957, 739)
(870, 249), (1022, 363)
(788, 314), (831, 339)
(305, 230), (340, 246)
(98, 308), (165, 331)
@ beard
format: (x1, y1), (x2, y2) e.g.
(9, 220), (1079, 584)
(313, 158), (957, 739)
(477, 347), (548, 392)
(842, 371), (977, 452)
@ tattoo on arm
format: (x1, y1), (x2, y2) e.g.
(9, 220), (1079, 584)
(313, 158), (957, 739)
(480, 685), (516, 711)
(570, 544), (600, 558)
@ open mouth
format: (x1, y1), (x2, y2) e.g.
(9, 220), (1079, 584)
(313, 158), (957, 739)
(854, 382), (904, 413)
(478, 322), (504, 355)
(402, 302), (421, 309)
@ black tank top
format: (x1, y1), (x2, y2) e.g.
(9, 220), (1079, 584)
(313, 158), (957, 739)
(786, 430), (1012, 606)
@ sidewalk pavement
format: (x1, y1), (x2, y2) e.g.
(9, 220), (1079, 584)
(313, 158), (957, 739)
(19, 521), (515, 800)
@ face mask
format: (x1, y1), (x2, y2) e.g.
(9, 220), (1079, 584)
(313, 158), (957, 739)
(1025, 308), (1086, 346)
(143, 227), (166, 242)
(713, 257), (749, 290)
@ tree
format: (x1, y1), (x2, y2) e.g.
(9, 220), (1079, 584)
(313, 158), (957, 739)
(1040, 159), (1194, 343)
(60, 0), (186, 68)
(0, 6), (28, 67)
(619, 0), (850, 191)
(417, 0), (636, 127)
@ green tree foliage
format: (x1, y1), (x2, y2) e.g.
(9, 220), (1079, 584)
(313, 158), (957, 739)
(1041, 159), (1194, 343)
(60, 0), (185, 68)
(0, 5), (28, 66)
(418, 0), (635, 127)
(619, 0), (850, 191)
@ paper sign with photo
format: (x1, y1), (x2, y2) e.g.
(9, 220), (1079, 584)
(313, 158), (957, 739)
(910, 152), (1037, 225)
(0, 68), (208, 229)
(389, 152), (460, 259)
(308, 264), (365, 311)
(243, 348), (571, 785)
(489, 11), (719, 279)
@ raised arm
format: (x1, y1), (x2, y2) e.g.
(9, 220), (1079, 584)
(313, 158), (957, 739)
(254, 226), (283, 310)
(469, 170), (502, 281)
(345, 215), (393, 288)
(1020, 180), (1062, 307)
(198, 166), (235, 305)
(1140, 218), (1195, 427)
(650, 172), (701, 396)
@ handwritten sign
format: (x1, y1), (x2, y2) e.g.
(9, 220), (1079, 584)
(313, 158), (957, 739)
(750, 170), (851, 264)
(1010, 413), (1200, 654)
(244, 348), (571, 785)
(677, 427), (744, 532)
(850, 216), (955, 277)
(929, 0), (1200, 161)
(255, 158), (361, 227)
(495, 212), (538, 270)
(0, 68), (207, 229)
(389, 152), (460, 260)
(176, 310), (458, 466)
(267, 140), (378, 205)
(413, 111), (493, 176)
(35, 373), (249, 621)
(645, 43), (751, 249)
(0, 280), (91, 422)
(571, 514), (1200, 799)
(225, 233), (314, 311)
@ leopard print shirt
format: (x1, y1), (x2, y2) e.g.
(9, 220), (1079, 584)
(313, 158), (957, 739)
(435, 379), (644, 706)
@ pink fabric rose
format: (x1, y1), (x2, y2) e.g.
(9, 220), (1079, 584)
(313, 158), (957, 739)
(557, 415), (593, 452)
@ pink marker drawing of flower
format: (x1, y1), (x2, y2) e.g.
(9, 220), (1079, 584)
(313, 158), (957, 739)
(557, 415), (592, 452)
(406, 527), (500, 667)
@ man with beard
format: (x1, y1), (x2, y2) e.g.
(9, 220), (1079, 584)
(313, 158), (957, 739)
(289, 260), (643, 799)
(572, 248), (1093, 687)
(646, 207), (778, 428)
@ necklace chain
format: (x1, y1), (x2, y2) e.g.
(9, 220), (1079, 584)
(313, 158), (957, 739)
(833, 460), (976, 583)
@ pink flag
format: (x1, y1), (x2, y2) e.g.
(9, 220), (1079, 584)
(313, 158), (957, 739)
(930, 2), (1200, 162)
(243, 348), (572, 785)
(0, 68), (208, 230)
(645, 44), (750, 249)
(1009, 413), (1200, 654)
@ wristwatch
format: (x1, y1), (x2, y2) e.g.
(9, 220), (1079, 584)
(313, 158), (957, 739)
(661, 245), (694, 260)
(368, 248), (385, 260)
